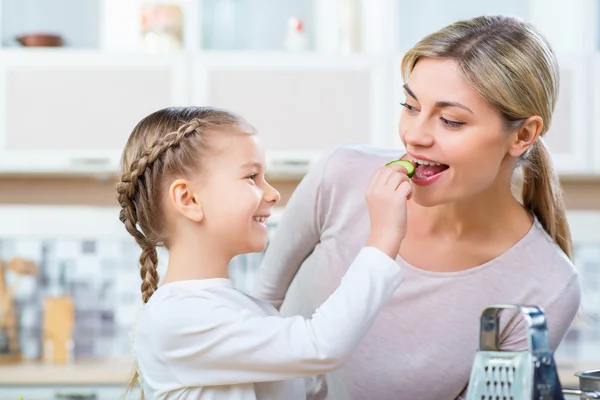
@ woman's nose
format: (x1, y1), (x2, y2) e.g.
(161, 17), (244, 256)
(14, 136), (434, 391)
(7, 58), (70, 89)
(402, 119), (435, 148)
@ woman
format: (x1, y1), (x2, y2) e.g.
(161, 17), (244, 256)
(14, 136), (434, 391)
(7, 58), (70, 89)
(253, 15), (581, 400)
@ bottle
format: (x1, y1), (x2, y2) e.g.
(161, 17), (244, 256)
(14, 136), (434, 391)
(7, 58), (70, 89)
(284, 17), (309, 52)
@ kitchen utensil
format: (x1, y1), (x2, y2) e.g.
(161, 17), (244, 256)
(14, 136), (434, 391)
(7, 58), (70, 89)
(0, 257), (38, 363)
(16, 33), (63, 47)
(43, 296), (75, 364)
(466, 304), (600, 399)
(562, 370), (600, 399)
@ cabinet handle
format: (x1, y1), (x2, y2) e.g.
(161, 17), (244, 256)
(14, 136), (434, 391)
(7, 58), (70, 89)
(270, 159), (310, 167)
(55, 393), (97, 400)
(69, 157), (112, 168)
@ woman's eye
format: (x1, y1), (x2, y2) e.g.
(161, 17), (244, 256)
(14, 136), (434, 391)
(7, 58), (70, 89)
(247, 173), (258, 181)
(440, 117), (466, 129)
(400, 102), (418, 112)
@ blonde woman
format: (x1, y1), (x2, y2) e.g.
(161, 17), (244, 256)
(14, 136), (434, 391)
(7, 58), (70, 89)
(253, 15), (581, 400)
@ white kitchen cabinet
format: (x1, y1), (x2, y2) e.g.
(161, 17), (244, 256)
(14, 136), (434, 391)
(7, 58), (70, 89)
(191, 53), (391, 175)
(544, 55), (592, 175)
(389, 54), (406, 154)
(1, 0), (101, 49)
(396, 0), (531, 54)
(0, 50), (188, 174)
(396, 0), (597, 54)
(593, 55), (600, 174)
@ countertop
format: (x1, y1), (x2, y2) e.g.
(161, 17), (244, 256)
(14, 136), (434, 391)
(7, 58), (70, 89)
(0, 357), (135, 386)
(0, 357), (594, 387)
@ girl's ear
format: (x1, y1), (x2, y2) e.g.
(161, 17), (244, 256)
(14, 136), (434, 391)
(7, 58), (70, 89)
(168, 178), (204, 222)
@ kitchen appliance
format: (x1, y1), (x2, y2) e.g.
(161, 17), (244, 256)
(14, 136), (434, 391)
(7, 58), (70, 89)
(466, 304), (600, 399)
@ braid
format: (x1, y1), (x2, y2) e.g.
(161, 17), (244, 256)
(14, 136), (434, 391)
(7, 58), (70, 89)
(116, 119), (209, 303)
(139, 244), (159, 303)
(118, 119), (203, 205)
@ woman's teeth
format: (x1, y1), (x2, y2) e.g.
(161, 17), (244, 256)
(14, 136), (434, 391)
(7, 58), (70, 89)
(253, 217), (267, 223)
(412, 158), (443, 166)
(411, 157), (450, 179)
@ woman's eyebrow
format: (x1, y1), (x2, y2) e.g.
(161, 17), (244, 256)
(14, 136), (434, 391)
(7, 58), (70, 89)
(403, 84), (418, 100)
(403, 84), (474, 114)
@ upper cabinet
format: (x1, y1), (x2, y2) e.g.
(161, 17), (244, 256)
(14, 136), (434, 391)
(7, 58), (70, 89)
(0, 51), (188, 173)
(544, 55), (592, 175)
(192, 54), (391, 174)
(0, 0), (596, 176)
(593, 55), (600, 174)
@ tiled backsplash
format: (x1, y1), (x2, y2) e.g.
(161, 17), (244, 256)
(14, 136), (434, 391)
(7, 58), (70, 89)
(0, 206), (279, 361)
(0, 236), (271, 360)
(0, 206), (598, 363)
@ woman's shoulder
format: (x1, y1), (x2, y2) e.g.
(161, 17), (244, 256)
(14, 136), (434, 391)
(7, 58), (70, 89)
(528, 219), (578, 277)
(323, 143), (400, 171)
(317, 143), (400, 190)
(497, 218), (580, 304)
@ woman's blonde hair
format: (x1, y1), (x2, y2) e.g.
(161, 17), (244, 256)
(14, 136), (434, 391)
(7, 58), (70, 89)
(401, 15), (572, 258)
(116, 106), (254, 398)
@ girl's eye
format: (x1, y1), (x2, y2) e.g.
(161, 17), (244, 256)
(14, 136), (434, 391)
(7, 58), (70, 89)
(400, 102), (418, 112)
(247, 173), (258, 181)
(440, 117), (466, 129)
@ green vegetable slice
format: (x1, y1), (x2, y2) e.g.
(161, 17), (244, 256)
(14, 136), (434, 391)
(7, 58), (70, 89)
(385, 159), (415, 178)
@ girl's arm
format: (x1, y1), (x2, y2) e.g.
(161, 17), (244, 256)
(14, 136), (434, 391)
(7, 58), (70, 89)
(252, 148), (336, 309)
(147, 247), (403, 386)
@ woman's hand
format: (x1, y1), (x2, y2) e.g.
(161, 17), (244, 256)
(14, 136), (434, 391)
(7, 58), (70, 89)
(365, 164), (412, 258)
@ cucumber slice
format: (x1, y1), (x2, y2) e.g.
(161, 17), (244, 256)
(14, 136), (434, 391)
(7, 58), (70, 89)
(385, 159), (416, 178)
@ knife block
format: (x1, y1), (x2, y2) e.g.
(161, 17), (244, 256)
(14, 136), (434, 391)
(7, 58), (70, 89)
(42, 296), (74, 364)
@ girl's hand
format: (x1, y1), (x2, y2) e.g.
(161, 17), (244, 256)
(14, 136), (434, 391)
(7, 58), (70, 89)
(365, 164), (412, 258)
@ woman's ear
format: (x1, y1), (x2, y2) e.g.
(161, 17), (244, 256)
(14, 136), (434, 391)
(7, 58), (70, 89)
(508, 115), (543, 157)
(168, 178), (204, 222)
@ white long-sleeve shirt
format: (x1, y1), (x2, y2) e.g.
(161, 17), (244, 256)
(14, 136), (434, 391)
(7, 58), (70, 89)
(132, 246), (403, 400)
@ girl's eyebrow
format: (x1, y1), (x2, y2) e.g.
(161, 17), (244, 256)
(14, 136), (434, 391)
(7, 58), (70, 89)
(240, 161), (263, 170)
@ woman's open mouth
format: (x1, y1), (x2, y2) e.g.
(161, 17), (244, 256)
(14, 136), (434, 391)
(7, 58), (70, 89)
(411, 157), (449, 184)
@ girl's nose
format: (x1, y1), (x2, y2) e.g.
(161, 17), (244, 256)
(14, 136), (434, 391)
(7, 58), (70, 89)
(264, 182), (281, 205)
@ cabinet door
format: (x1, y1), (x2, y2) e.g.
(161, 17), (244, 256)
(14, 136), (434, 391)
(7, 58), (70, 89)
(191, 53), (389, 176)
(544, 55), (591, 174)
(0, 51), (188, 174)
(593, 56), (600, 174)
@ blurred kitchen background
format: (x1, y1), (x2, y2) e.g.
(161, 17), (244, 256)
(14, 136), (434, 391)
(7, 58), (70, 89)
(0, 0), (598, 399)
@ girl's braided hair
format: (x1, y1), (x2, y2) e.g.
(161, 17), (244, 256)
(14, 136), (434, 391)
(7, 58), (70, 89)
(116, 106), (253, 398)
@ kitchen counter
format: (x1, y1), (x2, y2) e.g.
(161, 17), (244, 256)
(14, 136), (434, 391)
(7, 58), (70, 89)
(0, 357), (134, 386)
(0, 357), (594, 387)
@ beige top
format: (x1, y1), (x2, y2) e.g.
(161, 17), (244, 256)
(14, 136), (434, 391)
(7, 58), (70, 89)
(253, 144), (581, 400)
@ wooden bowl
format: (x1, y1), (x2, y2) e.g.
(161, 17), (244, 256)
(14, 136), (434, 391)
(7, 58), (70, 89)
(16, 34), (64, 47)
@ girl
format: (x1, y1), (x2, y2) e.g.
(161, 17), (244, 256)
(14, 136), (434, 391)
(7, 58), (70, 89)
(116, 106), (412, 399)
(253, 15), (582, 400)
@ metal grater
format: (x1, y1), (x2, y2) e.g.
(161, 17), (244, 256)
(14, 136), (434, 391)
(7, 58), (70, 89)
(466, 305), (565, 400)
